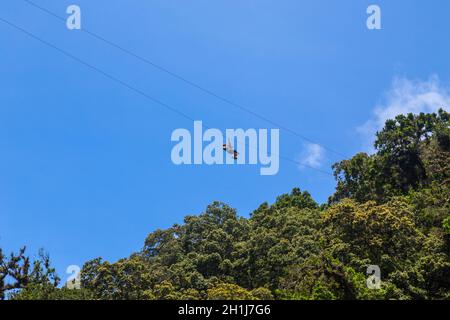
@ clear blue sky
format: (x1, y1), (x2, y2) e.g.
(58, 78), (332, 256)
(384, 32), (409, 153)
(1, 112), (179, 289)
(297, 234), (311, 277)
(1, 0), (450, 283)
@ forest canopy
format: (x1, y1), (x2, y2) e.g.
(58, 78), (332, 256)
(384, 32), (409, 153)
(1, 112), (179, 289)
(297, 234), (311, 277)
(1, 109), (449, 300)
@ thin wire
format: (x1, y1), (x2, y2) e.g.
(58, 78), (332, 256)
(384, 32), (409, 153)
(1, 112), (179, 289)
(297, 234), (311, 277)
(22, 0), (349, 161)
(0, 16), (335, 177)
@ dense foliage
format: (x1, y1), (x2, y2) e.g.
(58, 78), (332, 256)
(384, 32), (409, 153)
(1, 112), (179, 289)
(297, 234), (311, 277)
(1, 110), (449, 300)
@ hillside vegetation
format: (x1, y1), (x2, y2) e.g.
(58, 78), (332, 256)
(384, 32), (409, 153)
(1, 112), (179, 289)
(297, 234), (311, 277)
(1, 109), (449, 300)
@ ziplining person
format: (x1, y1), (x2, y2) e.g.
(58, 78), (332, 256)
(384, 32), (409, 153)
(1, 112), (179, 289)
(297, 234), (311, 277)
(223, 139), (239, 160)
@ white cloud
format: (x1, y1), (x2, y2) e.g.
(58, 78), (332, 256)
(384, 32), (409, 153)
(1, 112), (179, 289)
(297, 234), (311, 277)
(298, 143), (325, 169)
(359, 75), (450, 152)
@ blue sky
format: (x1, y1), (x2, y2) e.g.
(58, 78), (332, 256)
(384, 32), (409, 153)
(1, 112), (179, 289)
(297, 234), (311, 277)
(1, 0), (450, 283)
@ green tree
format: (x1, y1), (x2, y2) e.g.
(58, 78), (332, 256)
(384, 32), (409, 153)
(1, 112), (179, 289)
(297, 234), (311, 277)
(207, 283), (255, 300)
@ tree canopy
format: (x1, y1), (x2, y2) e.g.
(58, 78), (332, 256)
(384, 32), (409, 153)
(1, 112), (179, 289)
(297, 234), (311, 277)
(1, 109), (449, 300)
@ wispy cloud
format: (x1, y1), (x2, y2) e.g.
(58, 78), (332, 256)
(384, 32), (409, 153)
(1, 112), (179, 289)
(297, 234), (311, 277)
(358, 75), (450, 152)
(298, 143), (325, 170)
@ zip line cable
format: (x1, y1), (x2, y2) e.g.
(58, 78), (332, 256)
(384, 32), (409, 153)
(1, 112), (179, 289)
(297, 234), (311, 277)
(0, 16), (335, 177)
(22, 0), (349, 162)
